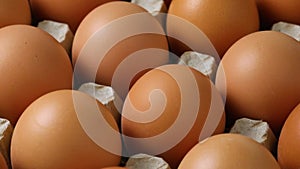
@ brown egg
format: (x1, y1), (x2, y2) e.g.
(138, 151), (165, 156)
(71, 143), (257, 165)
(256, 0), (300, 28)
(215, 31), (300, 135)
(72, 1), (169, 100)
(0, 25), (73, 125)
(179, 134), (280, 169)
(121, 64), (225, 169)
(167, 0), (259, 57)
(11, 90), (122, 169)
(0, 0), (31, 28)
(29, 0), (117, 32)
(278, 103), (300, 169)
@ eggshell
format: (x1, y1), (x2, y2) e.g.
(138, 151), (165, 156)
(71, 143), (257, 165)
(278, 103), (300, 169)
(179, 134), (280, 169)
(256, 0), (300, 28)
(72, 1), (169, 99)
(167, 0), (259, 57)
(121, 64), (225, 169)
(11, 90), (122, 169)
(0, 25), (73, 125)
(29, 0), (118, 32)
(0, 0), (31, 28)
(215, 31), (300, 135)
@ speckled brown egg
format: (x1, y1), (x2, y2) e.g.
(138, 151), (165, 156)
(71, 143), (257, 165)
(29, 0), (118, 32)
(0, 25), (73, 125)
(11, 90), (122, 169)
(167, 0), (259, 57)
(0, 0), (31, 28)
(216, 31), (300, 135)
(72, 1), (169, 100)
(179, 134), (280, 169)
(278, 103), (300, 169)
(256, 0), (300, 28)
(121, 64), (225, 169)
